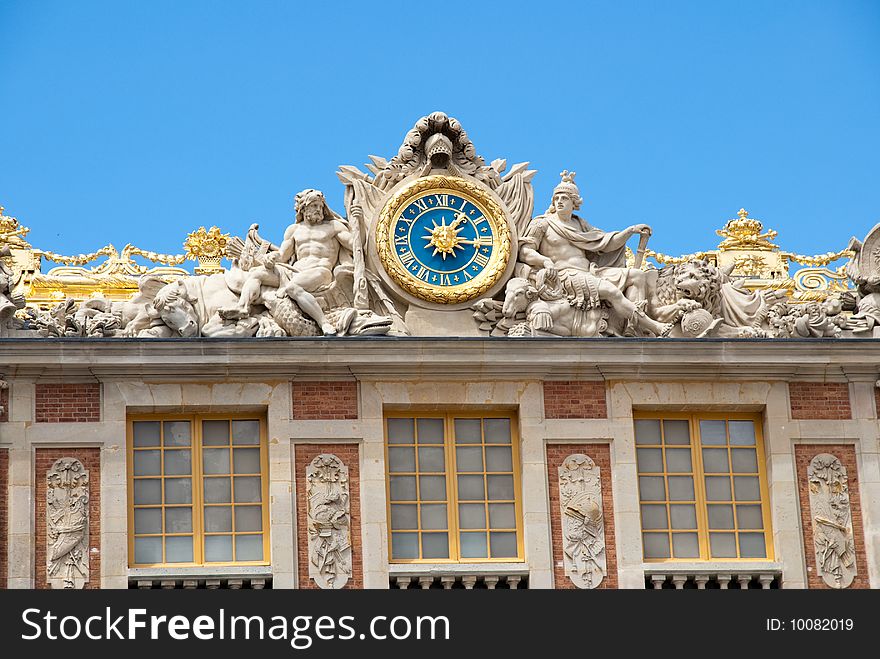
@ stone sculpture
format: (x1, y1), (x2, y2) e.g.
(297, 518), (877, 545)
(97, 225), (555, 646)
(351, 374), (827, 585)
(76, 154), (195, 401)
(558, 454), (606, 589)
(845, 222), (880, 336)
(307, 454), (352, 589)
(46, 458), (90, 589)
(808, 453), (857, 589)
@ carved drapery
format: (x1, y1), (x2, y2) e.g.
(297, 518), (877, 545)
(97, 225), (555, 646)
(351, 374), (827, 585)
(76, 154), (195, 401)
(558, 454), (606, 588)
(808, 453), (857, 589)
(46, 457), (89, 589)
(307, 454), (352, 589)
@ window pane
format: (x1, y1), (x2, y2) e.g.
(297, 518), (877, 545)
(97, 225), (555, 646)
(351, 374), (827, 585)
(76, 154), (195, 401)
(231, 420), (260, 445)
(235, 505), (263, 532)
(489, 503), (516, 529)
(667, 476), (695, 501)
(419, 476), (446, 501)
(233, 448), (261, 474)
(388, 447), (415, 472)
(665, 448), (692, 472)
(204, 477), (231, 503)
(457, 475), (485, 500)
(202, 420), (229, 446)
(133, 479), (161, 505)
(490, 532), (518, 558)
(203, 448), (230, 475)
(728, 421), (756, 446)
(205, 535), (233, 562)
(732, 449), (759, 473)
(484, 418), (511, 443)
(456, 447), (483, 472)
(134, 537), (162, 564)
(235, 535), (263, 561)
(391, 533), (418, 560)
(736, 504), (764, 530)
(640, 504), (668, 530)
(165, 536), (193, 563)
(134, 450), (160, 476)
(391, 504), (418, 530)
(233, 476), (261, 503)
(134, 508), (162, 534)
(459, 503), (486, 529)
(460, 532), (487, 558)
(454, 418), (481, 444)
(663, 420), (690, 445)
(204, 506), (232, 532)
(420, 504), (447, 530)
(417, 418), (444, 443)
(638, 476), (665, 501)
(734, 476), (761, 501)
(387, 418), (415, 444)
(702, 448), (729, 473)
(418, 447), (445, 472)
(705, 476), (732, 501)
(643, 533), (670, 559)
(164, 478), (192, 505)
(133, 421), (161, 447)
(699, 420), (726, 445)
(390, 476), (417, 501)
(636, 448), (663, 473)
(634, 419), (661, 444)
(709, 532), (737, 558)
(487, 475), (514, 500)
(164, 421), (191, 447)
(165, 507), (193, 533)
(486, 446), (513, 472)
(707, 504), (734, 529)
(669, 504), (697, 529)
(421, 532), (449, 559)
(739, 533), (767, 558)
(672, 532), (700, 558)
(164, 449), (192, 476)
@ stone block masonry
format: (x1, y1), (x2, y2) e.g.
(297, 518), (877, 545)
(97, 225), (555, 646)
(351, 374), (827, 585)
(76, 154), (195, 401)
(292, 381), (358, 420)
(0, 449), (7, 589)
(788, 382), (851, 420)
(0, 385), (8, 422)
(543, 381), (607, 419)
(35, 383), (101, 423)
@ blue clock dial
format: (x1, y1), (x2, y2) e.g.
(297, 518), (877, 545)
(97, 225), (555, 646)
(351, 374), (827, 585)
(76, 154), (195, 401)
(392, 192), (495, 287)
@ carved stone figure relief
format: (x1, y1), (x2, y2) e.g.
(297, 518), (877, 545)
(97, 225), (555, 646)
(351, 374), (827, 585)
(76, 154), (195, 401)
(307, 454), (352, 589)
(808, 453), (857, 589)
(46, 457), (90, 589)
(558, 454), (606, 589)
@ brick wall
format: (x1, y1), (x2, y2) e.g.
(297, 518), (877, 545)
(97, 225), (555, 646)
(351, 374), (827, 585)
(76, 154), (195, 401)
(292, 381), (358, 420)
(543, 381), (607, 419)
(35, 448), (101, 589)
(547, 444), (618, 589)
(789, 382), (851, 420)
(794, 445), (869, 589)
(35, 383), (101, 423)
(0, 385), (8, 422)
(0, 449), (7, 589)
(294, 444), (362, 589)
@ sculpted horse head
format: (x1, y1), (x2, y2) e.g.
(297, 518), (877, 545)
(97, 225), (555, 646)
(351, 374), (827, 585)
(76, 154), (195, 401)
(151, 280), (199, 337)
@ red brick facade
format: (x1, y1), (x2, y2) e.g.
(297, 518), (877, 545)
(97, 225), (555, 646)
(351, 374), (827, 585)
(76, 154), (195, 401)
(294, 443), (362, 589)
(292, 381), (358, 420)
(0, 385), (8, 422)
(794, 445), (869, 589)
(789, 382), (851, 420)
(0, 449), (7, 589)
(543, 381), (607, 419)
(34, 448), (101, 589)
(547, 444), (618, 589)
(35, 383), (101, 423)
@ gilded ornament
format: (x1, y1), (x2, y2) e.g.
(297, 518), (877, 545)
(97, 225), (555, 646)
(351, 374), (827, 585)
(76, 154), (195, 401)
(184, 226), (229, 275)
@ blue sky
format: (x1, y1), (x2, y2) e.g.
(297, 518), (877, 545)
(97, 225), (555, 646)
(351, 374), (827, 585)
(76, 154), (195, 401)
(1, 0), (878, 267)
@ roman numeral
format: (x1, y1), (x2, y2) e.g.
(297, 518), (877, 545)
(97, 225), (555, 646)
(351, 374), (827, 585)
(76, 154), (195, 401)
(413, 199), (428, 212)
(438, 274), (452, 286)
(474, 252), (489, 267)
(433, 194), (449, 207)
(399, 250), (415, 267)
(415, 266), (431, 281)
(394, 235), (408, 246)
(459, 198), (467, 211)
(462, 270), (473, 281)
(473, 216), (487, 226)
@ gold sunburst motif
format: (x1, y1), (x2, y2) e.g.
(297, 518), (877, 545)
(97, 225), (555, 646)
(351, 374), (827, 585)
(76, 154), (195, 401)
(422, 213), (467, 259)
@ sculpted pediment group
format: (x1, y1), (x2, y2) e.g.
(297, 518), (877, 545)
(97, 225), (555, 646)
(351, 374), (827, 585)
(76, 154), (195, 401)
(2, 111), (878, 340)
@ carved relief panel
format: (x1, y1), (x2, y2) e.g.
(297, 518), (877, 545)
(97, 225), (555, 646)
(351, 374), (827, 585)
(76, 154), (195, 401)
(307, 454), (352, 589)
(808, 453), (857, 589)
(46, 457), (89, 589)
(558, 454), (606, 588)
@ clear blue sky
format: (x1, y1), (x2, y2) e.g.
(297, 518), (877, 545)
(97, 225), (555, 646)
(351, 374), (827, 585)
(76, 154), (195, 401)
(1, 0), (878, 266)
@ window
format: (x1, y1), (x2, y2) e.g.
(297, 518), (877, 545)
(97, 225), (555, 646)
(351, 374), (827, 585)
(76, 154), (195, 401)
(385, 412), (522, 562)
(128, 415), (269, 567)
(634, 414), (772, 561)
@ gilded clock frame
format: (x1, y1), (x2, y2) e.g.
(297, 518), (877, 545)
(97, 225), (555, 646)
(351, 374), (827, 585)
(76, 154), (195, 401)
(375, 175), (511, 306)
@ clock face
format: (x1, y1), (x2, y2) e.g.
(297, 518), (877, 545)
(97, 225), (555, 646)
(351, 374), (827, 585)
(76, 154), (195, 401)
(375, 176), (511, 305)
